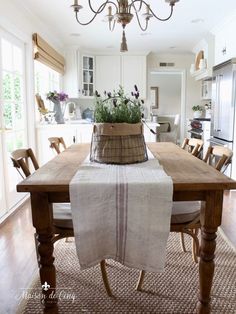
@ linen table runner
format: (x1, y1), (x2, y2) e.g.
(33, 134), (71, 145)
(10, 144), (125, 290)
(70, 151), (173, 272)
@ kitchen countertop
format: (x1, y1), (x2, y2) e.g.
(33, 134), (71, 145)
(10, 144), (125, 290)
(36, 119), (93, 128)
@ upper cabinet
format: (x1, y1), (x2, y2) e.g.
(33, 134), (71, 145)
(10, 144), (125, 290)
(63, 48), (79, 98)
(95, 55), (147, 99)
(64, 49), (147, 99)
(82, 55), (94, 97)
(213, 16), (236, 65)
(95, 55), (121, 94)
(122, 55), (147, 99)
(190, 35), (215, 81)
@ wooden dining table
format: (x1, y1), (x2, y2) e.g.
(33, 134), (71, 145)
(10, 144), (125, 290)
(17, 142), (236, 314)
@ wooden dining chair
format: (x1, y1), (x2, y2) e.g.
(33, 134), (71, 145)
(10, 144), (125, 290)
(181, 138), (204, 158)
(11, 148), (112, 297)
(135, 145), (233, 291)
(203, 145), (233, 173)
(48, 137), (67, 154)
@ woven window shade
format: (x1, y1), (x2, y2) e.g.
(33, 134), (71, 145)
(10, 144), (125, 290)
(32, 33), (65, 74)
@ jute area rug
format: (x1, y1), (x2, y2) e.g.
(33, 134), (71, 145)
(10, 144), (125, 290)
(19, 230), (236, 314)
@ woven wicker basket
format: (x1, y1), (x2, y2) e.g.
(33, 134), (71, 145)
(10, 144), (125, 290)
(90, 122), (148, 164)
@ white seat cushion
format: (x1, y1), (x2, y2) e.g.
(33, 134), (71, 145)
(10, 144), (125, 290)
(171, 201), (201, 224)
(53, 203), (73, 228)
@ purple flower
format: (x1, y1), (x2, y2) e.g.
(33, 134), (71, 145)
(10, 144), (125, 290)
(131, 85), (140, 99)
(58, 92), (68, 102)
(46, 91), (69, 102)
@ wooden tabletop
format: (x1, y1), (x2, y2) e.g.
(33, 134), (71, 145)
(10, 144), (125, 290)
(17, 142), (236, 193)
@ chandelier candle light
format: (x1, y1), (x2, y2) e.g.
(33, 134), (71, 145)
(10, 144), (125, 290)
(70, 0), (180, 52)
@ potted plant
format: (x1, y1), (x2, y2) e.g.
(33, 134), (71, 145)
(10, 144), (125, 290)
(90, 85), (148, 164)
(192, 105), (203, 119)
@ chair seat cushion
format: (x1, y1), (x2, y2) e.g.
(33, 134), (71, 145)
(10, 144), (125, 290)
(171, 201), (201, 224)
(53, 203), (73, 229)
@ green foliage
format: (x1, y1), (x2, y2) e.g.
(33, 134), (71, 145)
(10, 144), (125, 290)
(192, 105), (203, 112)
(94, 86), (143, 124)
(3, 73), (11, 100)
(2, 73), (22, 128)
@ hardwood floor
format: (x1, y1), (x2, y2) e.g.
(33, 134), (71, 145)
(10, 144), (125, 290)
(0, 200), (38, 314)
(0, 192), (235, 314)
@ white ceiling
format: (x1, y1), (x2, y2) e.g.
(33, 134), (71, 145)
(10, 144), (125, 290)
(18, 0), (236, 54)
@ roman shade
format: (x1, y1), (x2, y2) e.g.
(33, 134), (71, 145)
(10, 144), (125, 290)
(32, 33), (65, 74)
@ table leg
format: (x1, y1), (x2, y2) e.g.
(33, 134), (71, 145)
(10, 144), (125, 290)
(31, 192), (58, 314)
(197, 190), (223, 314)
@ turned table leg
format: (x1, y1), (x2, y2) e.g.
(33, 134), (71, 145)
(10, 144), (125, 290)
(31, 192), (58, 314)
(197, 190), (223, 314)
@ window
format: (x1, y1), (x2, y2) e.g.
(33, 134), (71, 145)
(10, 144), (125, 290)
(0, 30), (27, 217)
(34, 60), (61, 110)
(1, 38), (26, 146)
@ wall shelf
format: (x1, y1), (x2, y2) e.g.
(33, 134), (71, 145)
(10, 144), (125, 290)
(191, 68), (212, 80)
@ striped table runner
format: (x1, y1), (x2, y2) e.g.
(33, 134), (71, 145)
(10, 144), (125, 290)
(69, 151), (173, 272)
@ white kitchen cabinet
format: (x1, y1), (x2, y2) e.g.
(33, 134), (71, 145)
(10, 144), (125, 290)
(95, 55), (147, 98)
(122, 55), (147, 98)
(36, 123), (93, 165)
(213, 17), (236, 65)
(36, 124), (76, 165)
(63, 49), (79, 98)
(95, 55), (121, 94)
(77, 124), (94, 143)
(81, 55), (95, 97)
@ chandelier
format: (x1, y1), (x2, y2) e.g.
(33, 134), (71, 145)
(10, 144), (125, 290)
(71, 0), (180, 52)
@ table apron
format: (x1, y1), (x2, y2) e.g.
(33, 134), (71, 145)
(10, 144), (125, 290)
(47, 190), (207, 203)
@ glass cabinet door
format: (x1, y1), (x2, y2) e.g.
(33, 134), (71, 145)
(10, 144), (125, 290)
(82, 56), (94, 97)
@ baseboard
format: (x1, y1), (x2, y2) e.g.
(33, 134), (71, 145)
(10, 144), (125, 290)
(218, 227), (236, 252)
(0, 195), (29, 226)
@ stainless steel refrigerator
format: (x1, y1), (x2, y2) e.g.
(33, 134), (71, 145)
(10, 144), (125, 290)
(211, 58), (236, 177)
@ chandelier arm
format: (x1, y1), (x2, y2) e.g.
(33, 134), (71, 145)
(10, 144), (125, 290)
(128, 0), (143, 13)
(149, 4), (174, 21)
(88, 0), (119, 13)
(75, 2), (111, 26)
(88, 0), (109, 13)
(134, 11), (148, 31)
(130, 0), (174, 21)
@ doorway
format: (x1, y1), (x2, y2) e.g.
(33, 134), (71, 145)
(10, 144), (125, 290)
(149, 70), (186, 143)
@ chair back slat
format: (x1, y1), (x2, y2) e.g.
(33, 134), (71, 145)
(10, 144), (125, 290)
(48, 137), (66, 154)
(11, 148), (39, 178)
(181, 138), (204, 157)
(203, 146), (233, 172)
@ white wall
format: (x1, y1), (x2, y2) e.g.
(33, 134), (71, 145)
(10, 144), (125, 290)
(150, 73), (181, 115)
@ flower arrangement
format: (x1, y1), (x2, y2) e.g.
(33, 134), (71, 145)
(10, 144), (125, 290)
(94, 85), (144, 124)
(46, 91), (69, 102)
